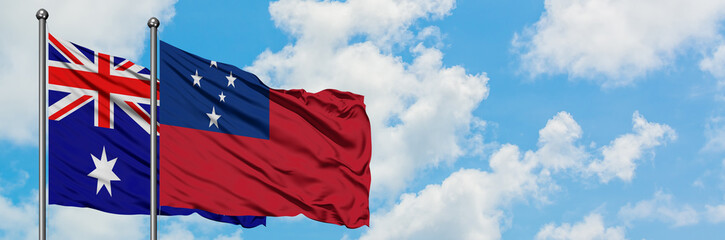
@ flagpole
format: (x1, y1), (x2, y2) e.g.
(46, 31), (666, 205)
(36, 8), (48, 240)
(147, 17), (159, 240)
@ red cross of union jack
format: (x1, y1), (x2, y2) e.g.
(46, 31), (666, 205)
(47, 33), (159, 134)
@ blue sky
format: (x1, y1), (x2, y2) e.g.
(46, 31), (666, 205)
(1, 0), (725, 239)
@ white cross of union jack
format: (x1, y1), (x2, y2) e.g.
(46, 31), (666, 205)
(47, 33), (159, 134)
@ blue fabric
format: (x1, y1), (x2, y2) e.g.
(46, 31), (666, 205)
(159, 41), (270, 139)
(48, 43), (69, 63)
(71, 42), (95, 64)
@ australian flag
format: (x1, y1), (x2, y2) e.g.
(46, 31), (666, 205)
(46, 33), (265, 227)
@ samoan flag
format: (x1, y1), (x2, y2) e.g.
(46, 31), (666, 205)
(159, 42), (371, 228)
(46, 33), (265, 227)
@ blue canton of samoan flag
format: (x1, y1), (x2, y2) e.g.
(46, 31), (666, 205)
(46, 33), (265, 227)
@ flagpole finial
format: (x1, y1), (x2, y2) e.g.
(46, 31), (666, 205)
(147, 17), (159, 28)
(36, 8), (48, 20)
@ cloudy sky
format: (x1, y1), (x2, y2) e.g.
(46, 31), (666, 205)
(2, 0), (725, 239)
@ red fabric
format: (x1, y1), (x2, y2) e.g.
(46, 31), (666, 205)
(159, 89), (371, 228)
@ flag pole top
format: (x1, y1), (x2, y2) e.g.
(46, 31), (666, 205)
(148, 17), (159, 28)
(36, 8), (48, 20)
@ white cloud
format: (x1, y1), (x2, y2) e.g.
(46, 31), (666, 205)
(535, 213), (627, 240)
(701, 43), (725, 83)
(248, 0), (488, 197)
(213, 230), (244, 240)
(0, 191), (36, 240)
(49, 206), (146, 240)
(618, 190), (699, 227)
(705, 204), (725, 223)
(359, 112), (581, 240)
(159, 213), (247, 240)
(703, 116), (725, 152)
(528, 111), (587, 172)
(360, 111), (674, 239)
(0, 0), (177, 145)
(529, 111), (675, 184)
(586, 112), (676, 183)
(267, 0), (454, 51)
(359, 145), (540, 240)
(514, 0), (725, 87)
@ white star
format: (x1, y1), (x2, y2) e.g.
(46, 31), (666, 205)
(206, 106), (221, 128)
(191, 70), (202, 87)
(226, 71), (236, 87)
(219, 92), (226, 102)
(87, 147), (121, 196)
(210, 60), (217, 68)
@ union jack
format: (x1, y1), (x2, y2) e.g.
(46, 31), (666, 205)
(47, 33), (158, 134)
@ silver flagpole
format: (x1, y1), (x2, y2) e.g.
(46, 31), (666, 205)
(147, 17), (159, 240)
(36, 8), (48, 240)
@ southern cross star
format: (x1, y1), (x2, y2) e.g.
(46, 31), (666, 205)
(207, 106), (221, 128)
(87, 147), (121, 196)
(210, 60), (217, 68)
(226, 71), (236, 87)
(191, 70), (202, 87)
(219, 92), (226, 102)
